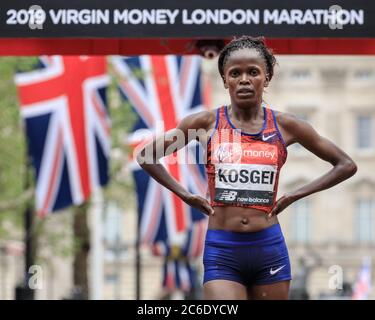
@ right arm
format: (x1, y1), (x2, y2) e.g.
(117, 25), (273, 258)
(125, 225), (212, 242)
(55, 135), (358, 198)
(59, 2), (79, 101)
(136, 110), (216, 216)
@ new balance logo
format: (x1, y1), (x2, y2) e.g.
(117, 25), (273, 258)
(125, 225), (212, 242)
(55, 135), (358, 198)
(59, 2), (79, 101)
(218, 190), (237, 201)
(262, 133), (276, 141)
(270, 265), (286, 275)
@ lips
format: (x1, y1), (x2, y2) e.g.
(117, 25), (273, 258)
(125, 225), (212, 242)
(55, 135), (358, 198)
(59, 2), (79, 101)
(237, 87), (254, 93)
(237, 88), (254, 96)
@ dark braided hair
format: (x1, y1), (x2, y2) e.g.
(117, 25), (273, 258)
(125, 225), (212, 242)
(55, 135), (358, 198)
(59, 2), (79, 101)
(218, 36), (276, 82)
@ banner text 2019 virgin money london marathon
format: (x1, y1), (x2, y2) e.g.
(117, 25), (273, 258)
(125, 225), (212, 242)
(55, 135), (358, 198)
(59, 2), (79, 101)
(1, 0), (373, 38)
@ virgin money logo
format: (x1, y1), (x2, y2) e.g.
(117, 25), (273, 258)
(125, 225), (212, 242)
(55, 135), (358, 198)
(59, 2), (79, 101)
(212, 143), (242, 163)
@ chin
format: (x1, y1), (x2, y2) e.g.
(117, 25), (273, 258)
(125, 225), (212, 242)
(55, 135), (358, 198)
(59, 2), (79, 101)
(235, 98), (258, 108)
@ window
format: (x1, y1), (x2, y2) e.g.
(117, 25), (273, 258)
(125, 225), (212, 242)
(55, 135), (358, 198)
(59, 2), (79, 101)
(291, 69), (311, 80)
(355, 199), (374, 243)
(356, 115), (373, 150)
(290, 199), (311, 243)
(354, 69), (374, 80)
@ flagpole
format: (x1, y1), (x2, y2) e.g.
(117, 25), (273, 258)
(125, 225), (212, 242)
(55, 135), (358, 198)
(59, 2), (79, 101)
(15, 154), (35, 300)
(136, 207), (141, 300)
(89, 187), (104, 300)
(24, 203), (34, 293)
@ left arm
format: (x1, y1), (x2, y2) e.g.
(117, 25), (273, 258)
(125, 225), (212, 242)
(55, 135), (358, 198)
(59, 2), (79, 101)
(268, 112), (357, 218)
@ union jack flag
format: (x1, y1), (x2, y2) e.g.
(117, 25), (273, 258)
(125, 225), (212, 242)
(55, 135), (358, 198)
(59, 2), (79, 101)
(162, 258), (198, 293)
(112, 55), (208, 249)
(352, 257), (372, 300)
(15, 56), (111, 217)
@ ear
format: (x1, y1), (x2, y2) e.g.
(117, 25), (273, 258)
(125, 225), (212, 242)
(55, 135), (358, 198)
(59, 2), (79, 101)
(222, 76), (228, 89)
(264, 76), (269, 88)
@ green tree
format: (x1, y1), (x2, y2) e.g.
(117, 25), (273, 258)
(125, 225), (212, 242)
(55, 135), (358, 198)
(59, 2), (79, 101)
(0, 57), (38, 237)
(0, 56), (137, 299)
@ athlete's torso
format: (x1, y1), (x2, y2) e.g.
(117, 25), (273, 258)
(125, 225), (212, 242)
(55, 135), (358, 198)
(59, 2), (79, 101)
(204, 105), (288, 232)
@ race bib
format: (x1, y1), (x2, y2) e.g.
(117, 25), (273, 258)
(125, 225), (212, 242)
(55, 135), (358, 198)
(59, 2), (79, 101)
(214, 163), (277, 206)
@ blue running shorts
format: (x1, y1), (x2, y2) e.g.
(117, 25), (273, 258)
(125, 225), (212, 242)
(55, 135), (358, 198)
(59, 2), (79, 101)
(203, 223), (292, 286)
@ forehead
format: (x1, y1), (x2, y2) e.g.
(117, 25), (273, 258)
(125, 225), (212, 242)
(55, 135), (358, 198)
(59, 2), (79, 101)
(225, 48), (266, 70)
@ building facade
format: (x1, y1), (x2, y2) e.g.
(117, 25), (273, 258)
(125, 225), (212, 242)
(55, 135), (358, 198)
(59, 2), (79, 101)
(3, 55), (374, 300)
(204, 55), (375, 299)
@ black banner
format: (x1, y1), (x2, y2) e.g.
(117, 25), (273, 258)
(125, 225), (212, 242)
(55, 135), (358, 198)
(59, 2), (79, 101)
(0, 0), (374, 38)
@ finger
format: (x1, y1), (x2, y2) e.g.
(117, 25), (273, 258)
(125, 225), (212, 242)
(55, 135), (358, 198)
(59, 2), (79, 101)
(201, 199), (214, 215)
(204, 203), (215, 216)
(268, 206), (278, 219)
(199, 203), (209, 216)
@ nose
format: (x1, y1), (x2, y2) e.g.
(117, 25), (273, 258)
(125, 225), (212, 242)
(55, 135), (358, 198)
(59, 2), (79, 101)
(239, 73), (250, 84)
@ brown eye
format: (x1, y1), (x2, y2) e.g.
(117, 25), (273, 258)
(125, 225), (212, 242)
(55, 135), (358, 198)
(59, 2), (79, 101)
(230, 70), (239, 77)
(249, 69), (259, 76)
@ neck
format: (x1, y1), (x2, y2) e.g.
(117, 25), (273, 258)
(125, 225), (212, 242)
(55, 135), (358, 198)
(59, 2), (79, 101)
(229, 99), (264, 122)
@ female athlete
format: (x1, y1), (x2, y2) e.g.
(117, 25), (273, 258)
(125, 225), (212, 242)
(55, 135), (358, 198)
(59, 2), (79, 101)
(136, 36), (357, 300)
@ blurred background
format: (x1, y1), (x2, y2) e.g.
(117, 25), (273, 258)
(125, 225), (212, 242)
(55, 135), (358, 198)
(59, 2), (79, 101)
(0, 53), (374, 300)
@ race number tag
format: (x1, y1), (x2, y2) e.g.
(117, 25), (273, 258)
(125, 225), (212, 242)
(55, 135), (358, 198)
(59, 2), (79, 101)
(214, 163), (277, 206)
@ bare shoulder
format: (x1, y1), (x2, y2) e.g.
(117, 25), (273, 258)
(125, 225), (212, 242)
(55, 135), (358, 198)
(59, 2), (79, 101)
(272, 109), (310, 145)
(273, 110), (302, 131)
(178, 108), (217, 131)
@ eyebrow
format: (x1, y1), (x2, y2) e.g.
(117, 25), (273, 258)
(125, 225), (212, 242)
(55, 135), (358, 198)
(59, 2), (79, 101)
(227, 64), (262, 71)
